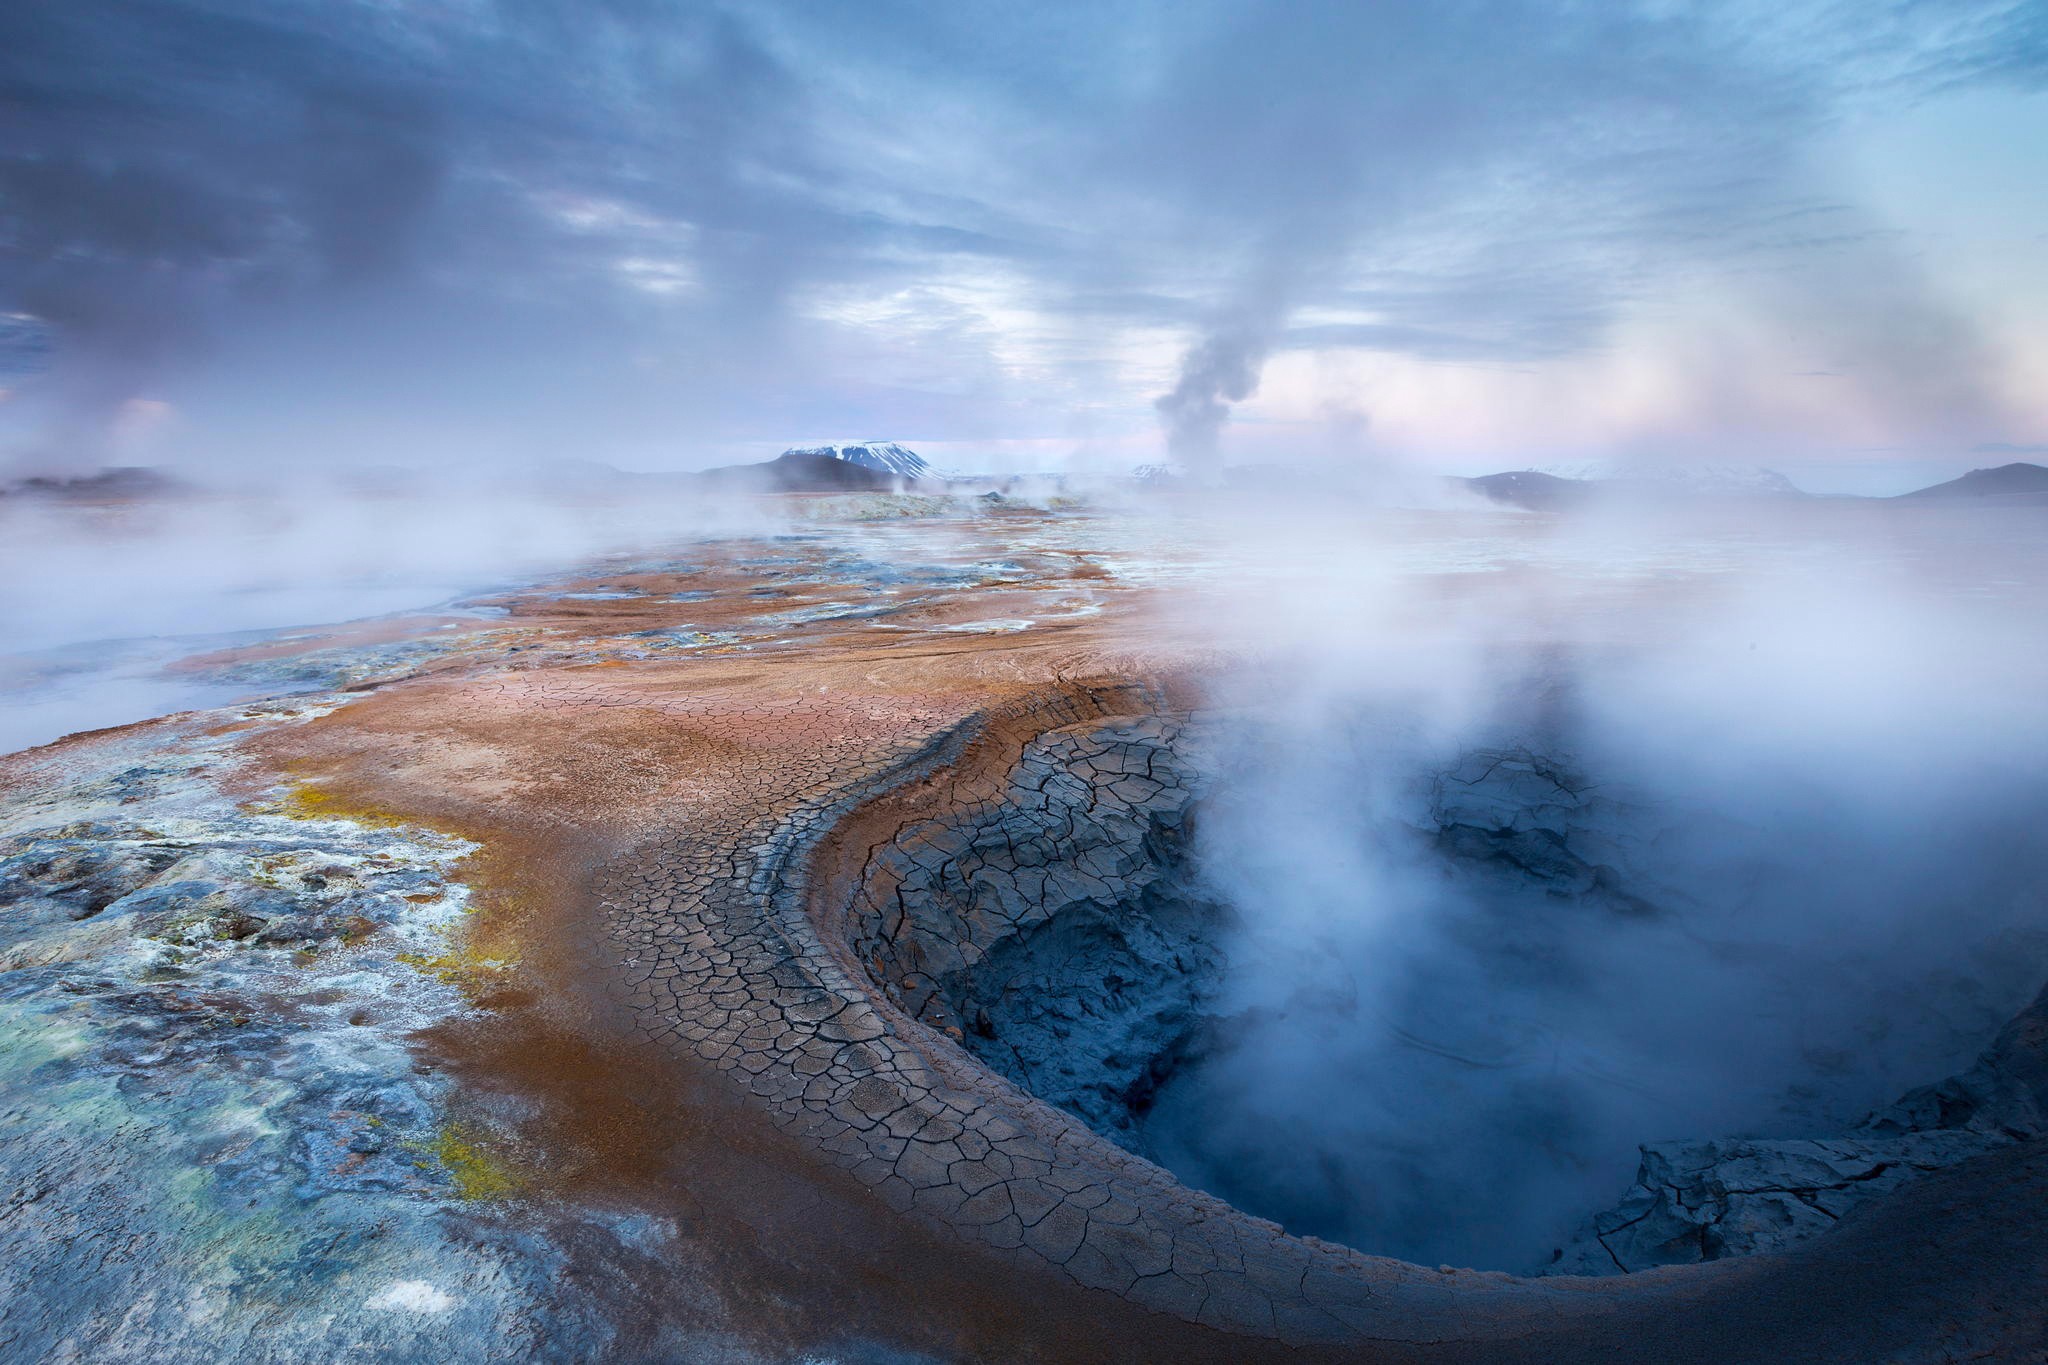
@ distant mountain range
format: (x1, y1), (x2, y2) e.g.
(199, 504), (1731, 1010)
(1461, 461), (2048, 510)
(0, 466), (192, 502)
(1534, 462), (1805, 496)
(1894, 462), (2048, 503)
(7, 451), (2046, 508)
(693, 448), (914, 493)
(680, 441), (947, 493)
(505, 442), (938, 495)
(1462, 470), (1596, 510)
(780, 441), (933, 480)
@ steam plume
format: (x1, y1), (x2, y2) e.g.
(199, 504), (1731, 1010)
(1154, 319), (1274, 479)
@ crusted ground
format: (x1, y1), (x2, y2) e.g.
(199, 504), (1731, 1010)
(3, 501), (2044, 1362)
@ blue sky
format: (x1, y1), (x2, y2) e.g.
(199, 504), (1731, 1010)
(1, 1), (2043, 490)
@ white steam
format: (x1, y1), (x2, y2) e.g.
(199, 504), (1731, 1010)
(1140, 495), (2048, 1269)
(0, 475), (786, 753)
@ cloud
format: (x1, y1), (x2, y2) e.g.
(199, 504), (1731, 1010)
(1, 1), (2044, 474)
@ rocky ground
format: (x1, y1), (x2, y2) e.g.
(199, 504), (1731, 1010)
(1553, 979), (2048, 1276)
(1, 492), (2043, 1362)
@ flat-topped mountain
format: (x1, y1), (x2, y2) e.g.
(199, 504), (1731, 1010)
(530, 445), (938, 495)
(780, 441), (931, 480)
(1463, 470), (1597, 510)
(694, 448), (905, 492)
(0, 465), (192, 502)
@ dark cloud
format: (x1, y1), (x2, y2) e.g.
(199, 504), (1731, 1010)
(0, 1), (2042, 473)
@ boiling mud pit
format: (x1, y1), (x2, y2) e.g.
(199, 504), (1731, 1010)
(846, 686), (2048, 1275)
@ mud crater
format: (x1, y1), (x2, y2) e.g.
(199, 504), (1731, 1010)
(842, 715), (1708, 1249)
(844, 715), (1230, 1147)
(842, 708), (2048, 1273)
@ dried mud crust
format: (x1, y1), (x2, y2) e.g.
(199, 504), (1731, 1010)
(845, 710), (1227, 1150)
(214, 640), (2043, 1360)
(594, 680), (1637, 1345)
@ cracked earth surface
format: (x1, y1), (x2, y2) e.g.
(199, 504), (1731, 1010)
(6, 503), (2046, 1362)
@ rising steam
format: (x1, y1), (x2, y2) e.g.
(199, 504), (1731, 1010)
(1153, 319), (1274, 478)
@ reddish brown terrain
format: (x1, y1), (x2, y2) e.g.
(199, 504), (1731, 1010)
(3, 498), (2044, 1363)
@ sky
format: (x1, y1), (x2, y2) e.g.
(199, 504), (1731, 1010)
(2, 0), (2045, 490)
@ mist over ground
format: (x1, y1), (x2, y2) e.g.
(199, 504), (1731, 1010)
(0, 476), (791, 752)
(0, 467), (1121, 752)
(1, 3), (2045, 1342)
(1135, 495), (2048, 1268)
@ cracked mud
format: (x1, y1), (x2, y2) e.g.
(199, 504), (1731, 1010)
(4, 501), (2045, 1363)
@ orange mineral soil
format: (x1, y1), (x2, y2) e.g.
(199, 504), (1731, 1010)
(12, 500), (2043, 1364)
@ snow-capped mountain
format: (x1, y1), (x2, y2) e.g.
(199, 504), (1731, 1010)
(782, 441), (931, 480)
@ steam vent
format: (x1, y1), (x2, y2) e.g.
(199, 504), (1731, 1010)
(7, 3), (2048, 1359)
(5, 488), (2046, 1364)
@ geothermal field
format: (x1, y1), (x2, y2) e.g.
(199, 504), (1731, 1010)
(7, 2), (2048, 1360)
(2, 471), (2044, 1362)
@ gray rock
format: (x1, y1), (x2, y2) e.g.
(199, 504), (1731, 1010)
(1423, 747), (1664, 917)
(1551, 980), (2048, 1274)
(848, 715), (1231, 1149)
